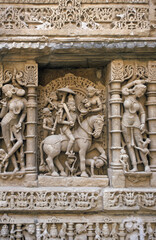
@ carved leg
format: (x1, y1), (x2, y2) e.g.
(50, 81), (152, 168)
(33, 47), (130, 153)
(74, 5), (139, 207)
(1, 123), (19, 172)
(55, 157), (67, 177)
(79, 148), (88, 177)
(122, 126), (137, 171)
(134, 129), (151, 172)
(46, 156), (59, 177)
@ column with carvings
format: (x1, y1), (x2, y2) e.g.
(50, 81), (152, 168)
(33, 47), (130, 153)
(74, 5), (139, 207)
(25, 61), (38, 183)
(108, 60), (125, 187)
(147, 61), (156, 186)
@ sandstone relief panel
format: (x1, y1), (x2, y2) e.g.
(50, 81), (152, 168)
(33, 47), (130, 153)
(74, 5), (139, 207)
(0, 0), (155, 39)
(37, 71), (108, 182)
(0, 62), (38, 184)
(1, 213), (156, 239)
(0, 59), (155, 239)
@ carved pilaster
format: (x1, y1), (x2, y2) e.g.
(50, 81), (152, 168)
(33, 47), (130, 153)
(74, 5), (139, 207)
(108, 60), (124, 187)
(147, 61), (156, 186)
(25, 61), (38, 177)
(109, 60), (123, 167)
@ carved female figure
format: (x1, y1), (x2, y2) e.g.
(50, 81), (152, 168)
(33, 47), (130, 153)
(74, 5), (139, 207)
(122, 80), (150, 172)
(80, 86), (103, 116)
(0, 84), (27, 172)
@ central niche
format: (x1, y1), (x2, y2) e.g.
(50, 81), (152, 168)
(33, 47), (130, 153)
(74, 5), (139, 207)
(37, 68), (108, 184)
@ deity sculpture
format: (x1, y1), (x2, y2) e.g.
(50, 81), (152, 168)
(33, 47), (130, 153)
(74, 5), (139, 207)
(145, 223), (153, 240)
(0, 84), (27, 173)
(59, 223), (67, 239)
(22, 224), (36, 240)
(101, 223), (111, 240)
(119, 148), (129, 172)
(122, 79), (151, 172)
(49, 223), (59, 240)
(42, 108), (54, 138)
(0, 224), (10, 240)
(124, 221), (140, 240)
(95, 223), (101, 240)
(79, 86), (103, 119)
(57, 94), (77, 156)
(40, 223), (49, 239)
(74, 223), (87, 240)
(40, 84), (106, 177)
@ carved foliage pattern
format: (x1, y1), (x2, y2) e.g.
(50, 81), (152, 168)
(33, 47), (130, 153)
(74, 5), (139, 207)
(103, 190), (156, 210)
(0, 214), (156, 239)
(0, 190), (99, 210)
(0, 2), (150, 30)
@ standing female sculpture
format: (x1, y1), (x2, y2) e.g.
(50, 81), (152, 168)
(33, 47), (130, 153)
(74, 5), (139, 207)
(0, 84), (27, 173)
(122, 79), (150, 172)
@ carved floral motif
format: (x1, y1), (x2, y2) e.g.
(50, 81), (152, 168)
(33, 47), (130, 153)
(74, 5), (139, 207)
(0, 190), (99, 210)
(0, 1), (150, 31)
(103, 189), (156, 210)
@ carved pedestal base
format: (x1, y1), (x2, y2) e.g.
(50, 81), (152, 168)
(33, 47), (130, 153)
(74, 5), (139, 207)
(0, 173), (37, 187)
(38, 176), (109, 187)
(125, 172), (152, 188)
(108, 168), (125, 188)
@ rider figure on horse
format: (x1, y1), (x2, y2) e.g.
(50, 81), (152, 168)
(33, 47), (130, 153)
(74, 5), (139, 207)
(58, 94), (77, 156)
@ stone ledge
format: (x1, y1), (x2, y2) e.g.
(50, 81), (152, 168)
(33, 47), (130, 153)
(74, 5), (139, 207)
(38, 176), (109, 188)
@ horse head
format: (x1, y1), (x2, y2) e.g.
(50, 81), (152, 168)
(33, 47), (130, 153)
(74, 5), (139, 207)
(91, 115), (104, 138)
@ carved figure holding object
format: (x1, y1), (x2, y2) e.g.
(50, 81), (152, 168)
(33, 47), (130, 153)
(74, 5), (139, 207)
(74, 223), (87, 240)
(122, 79), (150, 172)
(125, 221), (139, 240)
(119, 148), (130, 172)
(42, 107), (54, 138)
(79, 86), (103, 118)
(40, 114), (104, 177)
(58, 94), (77, 156)
(23, 224), (36, 240)
(0, 84), (27, 173)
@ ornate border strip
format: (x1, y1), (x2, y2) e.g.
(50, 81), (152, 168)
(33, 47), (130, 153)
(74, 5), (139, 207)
(103, 188), (156, 210)
(0, 0), (149, 4)
(0, 188), (100, 211)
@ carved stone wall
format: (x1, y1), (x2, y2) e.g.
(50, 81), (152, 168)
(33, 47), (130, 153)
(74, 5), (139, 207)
(0, 0), (156, 239)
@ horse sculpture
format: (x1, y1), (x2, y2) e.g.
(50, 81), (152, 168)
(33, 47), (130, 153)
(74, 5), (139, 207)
(40, 115), (104, 177)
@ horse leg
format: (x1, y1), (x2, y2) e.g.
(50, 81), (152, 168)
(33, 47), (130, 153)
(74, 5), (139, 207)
(79, 148), (88, 177)
(46, 156), (59, 177)
(55, 156), (67, 177)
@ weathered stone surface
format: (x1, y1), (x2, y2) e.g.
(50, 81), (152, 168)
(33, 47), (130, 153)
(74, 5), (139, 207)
(0, 0), (156, 238)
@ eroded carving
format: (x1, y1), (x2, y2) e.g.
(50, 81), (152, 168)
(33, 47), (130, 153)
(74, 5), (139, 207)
(122, 79), (151, 172)
(0, 3), (150, 32)
(0, 189), (99, 210)
(38, 74), (107, 178)
(103, 189), (156, 210)
(0, 84), (27, 178)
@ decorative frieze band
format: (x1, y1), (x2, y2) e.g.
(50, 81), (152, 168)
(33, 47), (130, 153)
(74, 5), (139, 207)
(103, 189), (156, 210)
(0, 188), (99, 211)
(0, 4), (150, 32)
(0, 0), (149, 4)
(0, 213), (156, 239)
